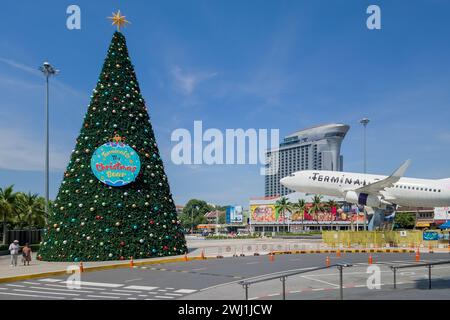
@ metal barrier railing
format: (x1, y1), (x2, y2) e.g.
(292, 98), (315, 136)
(390, 260), (450, 290)
(238, 263), (353, 300)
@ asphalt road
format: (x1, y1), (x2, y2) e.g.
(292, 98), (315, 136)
(0, 252), (449, 300)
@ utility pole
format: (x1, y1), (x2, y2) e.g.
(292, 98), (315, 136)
(360, 118), (370, 231)
(39, 62), (59, 223)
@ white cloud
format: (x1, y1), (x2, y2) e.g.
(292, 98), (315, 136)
(0, 57), (41, 77)
(438, 132), (450, 142)
(0, 127), (69, 172)
(0, 57), (85, 99)
(171, 66), (217, 95)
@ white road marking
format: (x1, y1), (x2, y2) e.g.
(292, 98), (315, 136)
(165, 293), (183, 296)
(86, 295), (121, 299)
(155, 295), (174, 299)
(138, 295), (148, 297)
(100, 291), (132, 296)
(267, 293), (279, 297)
(39, 278), (62, 283)
(249, 297), (259, 300)
(0, 288), (7, 290)
(6, 284), (25, 288)
(62, 281), (123, 288)
(301, 275), (339, 287)
(124, 285), (158, 291)
(22, 282), (41, 285)
(165, 287), (175, 290)
(127, 297), (138, 300)
(192, 268), (207, 271)
(157, 289), (167, 292)
(13, 289), (79, 297)
(28, 286), (93, 294)
(124, 278), (143, 283)
(41, 283), (106, 291)
(245, 262), (260, 265)
(0, 291), (64, 299)
(174, 289), (197, 294)
(112, 289), (142, 293)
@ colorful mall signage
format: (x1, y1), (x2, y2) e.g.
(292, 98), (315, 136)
(91, 142), (141, 187)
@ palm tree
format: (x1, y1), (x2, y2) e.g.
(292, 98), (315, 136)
(292, 199), (307, 232)
(16, 192), (45, 240)
(326, 199), (339, 212)
(309, 195), (324, 225)
(275, 197), (292, 233)
(0, 185), (19, 245)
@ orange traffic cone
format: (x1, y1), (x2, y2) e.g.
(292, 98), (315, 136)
(415, 248), (420, 262)
(326, 256), (330, 267)
(184, 253), (188, 262)
(79, 261), (84, 273)
(368, 254), (373, 265)
(336, 249), (341, 258)
(269, 252), (275, 262)
(130, 256), (134, 268)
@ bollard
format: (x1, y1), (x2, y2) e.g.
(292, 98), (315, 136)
(269, 252), (275, 262)
(79, 261), (84, 273)
(368, 254), (373, 265)
(326, 256), (330, 267)
(130, 256), (134, 268)
(200, 249), (206, 260)
(184, 253), (188, 262)
(336, 249), (341, 258)
(428, 244), (434, 254)
(415, 248), (420, 262)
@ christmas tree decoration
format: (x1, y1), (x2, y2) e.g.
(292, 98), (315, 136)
(38, 14), (187, 261)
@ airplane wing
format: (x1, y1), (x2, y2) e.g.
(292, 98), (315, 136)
(353, 160), (411, 195)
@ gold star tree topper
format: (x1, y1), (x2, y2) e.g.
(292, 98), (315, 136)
(108, 10), (130, 31)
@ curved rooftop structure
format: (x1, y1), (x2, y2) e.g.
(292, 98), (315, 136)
(282, 123), (350, 147)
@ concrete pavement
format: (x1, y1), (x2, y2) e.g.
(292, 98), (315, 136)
(0, 238), (323, 281)
(0, 252), (449, 300)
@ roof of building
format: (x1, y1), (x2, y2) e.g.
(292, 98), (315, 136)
(285, 123), (350, 139)
(204, 210), (223, 218)
(250, 192), (343, 205)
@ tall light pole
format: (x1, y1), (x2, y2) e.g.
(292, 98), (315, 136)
(359, 118), (370, 174)
(359, 118), (370, 231)
(39, 62), (59, 222)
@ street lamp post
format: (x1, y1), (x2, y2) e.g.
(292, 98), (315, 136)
(39, 62), (59, 222)
(360, 118), (370, 231)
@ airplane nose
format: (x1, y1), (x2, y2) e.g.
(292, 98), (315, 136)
(280, 176), (291, 188)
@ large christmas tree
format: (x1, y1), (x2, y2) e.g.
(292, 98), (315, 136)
(38, 21), (187, 262)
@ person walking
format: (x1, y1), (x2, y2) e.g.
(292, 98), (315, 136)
(9, 240), (20, 267)
(22, 243), (32, 266)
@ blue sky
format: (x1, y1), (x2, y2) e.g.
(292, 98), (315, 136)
(1, 0), (450, 207)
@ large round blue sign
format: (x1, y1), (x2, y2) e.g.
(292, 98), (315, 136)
(90, 142), (141, 187)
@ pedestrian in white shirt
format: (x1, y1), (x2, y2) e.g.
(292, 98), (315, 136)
(9, 240), (20, 267)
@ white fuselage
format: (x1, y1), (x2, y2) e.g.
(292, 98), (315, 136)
(280, 170), (450, 208)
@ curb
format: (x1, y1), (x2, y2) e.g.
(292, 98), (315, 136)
(0, 256), (210, 284)
(271, 249), (417, 255)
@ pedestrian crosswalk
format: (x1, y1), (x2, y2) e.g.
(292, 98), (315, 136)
(0, 279), (198, 300)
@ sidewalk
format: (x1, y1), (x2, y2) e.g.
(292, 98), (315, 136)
(0, 238), (321, 282)
(0, 252), (193, 282)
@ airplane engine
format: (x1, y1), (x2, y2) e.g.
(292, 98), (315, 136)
(345, 191), (382, 208)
